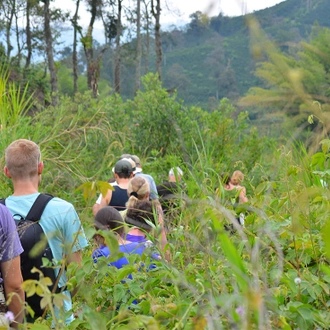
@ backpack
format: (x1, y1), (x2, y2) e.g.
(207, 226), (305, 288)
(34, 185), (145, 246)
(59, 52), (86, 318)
(0, 193), (60, 318)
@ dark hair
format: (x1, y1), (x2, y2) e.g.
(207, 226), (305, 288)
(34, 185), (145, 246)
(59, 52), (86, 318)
(116, 172), (132, 179)
(94, 206), (124, 236)
(125, 200), (157, 231)
(221, 172), (231, 185)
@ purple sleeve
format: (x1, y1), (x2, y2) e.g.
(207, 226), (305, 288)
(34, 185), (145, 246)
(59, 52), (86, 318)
(0, 204), (23, 262)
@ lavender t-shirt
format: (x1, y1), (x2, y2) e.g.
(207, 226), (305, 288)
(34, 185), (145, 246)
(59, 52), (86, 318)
(0, 204), (23, 262)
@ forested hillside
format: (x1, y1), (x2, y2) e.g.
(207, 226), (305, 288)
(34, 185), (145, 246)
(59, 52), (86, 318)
(154, 0), (330, 107)
(88, 0), (330, 108)
(1, 0), (328, 110)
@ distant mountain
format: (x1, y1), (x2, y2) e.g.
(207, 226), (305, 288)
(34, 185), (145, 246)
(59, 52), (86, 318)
(153, 0), (330, 108)
(73, 0), (329, 109)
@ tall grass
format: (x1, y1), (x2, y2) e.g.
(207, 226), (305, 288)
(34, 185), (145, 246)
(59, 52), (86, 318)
(0, 65), (34, 128)
(1, 28), (330, 328)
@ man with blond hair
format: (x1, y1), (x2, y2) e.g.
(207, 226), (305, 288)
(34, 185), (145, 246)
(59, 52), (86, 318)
(3, 139), (88, 324)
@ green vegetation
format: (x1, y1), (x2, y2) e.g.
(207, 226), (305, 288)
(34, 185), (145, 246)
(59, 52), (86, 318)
(1, 33), (330, 326)
(77, 0), (330, 108)
(1, 3), (330, 328)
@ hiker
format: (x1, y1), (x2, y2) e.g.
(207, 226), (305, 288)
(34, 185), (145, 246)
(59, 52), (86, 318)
(93, 158), (134, 215)
(231, 170), (245, 186)
(92, 206), (159, 268)
(92, 206), (159, 308)
(156, 167), (188, 226)
(219, 173), (248, 226)
(124, 176), (170, 257)
(3, 139), (88, 324)
(125, 199), (160, 244)
(127, 175), (151, 202)
(156, 181), (188, 228)
(0, 204), (24, 328)
(168, 167), (183, 182)
(129, 155), (158, 200)
(118, 175), (151, 220)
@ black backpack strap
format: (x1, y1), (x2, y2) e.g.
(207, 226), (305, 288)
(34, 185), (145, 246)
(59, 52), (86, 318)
(25, 193), (54, 222)
(0, 198), (5, 206)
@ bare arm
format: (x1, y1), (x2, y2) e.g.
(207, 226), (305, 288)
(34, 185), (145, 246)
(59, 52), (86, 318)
(100, 190), (112, 208)
(93, 190), (112, 216)
(239, 186), (248, 204)
(1, 256), (24, 327)
(156, 202), (171, 262)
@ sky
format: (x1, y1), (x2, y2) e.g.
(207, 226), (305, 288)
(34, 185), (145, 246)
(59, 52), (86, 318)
(54, 0), (286, 27)
(52, 0), (286, 45)
(162, 0), (286, 26)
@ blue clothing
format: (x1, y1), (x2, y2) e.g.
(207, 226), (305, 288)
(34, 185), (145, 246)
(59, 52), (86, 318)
(92, 242), (156, 268)
(109, 186), (129, 211)
(0, 204), (23, 262)
(125, 234), (146, 243)
(135, 172), (158, 200)
(0, 204), (23, 309)
(5, 193), (88, 324)
(92, 240), (159, 269)
(93, 241), (158, 306)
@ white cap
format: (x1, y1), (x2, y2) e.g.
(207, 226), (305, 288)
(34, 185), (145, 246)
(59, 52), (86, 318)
(169, 167), (183, 177)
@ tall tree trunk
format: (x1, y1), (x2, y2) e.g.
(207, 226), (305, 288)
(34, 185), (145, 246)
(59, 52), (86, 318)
(5, 2), (15, 59)
(14, 8), (22, 63)
(44, 0), (58, 106)
(80, 0), (107, 98)
(143, 0), (150, 74)
(134, 0), (142, 94)
(72, 0), (80, 94)
(25, 0), (32, 72)
(151, 0), (162, 80)
(114, 0), (122, 94)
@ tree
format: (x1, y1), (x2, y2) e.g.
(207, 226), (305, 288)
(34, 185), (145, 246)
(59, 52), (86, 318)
(142, 0), (151, 74)
(186, 11), (210, 45)
(134, 0), (142, 93)
(151, 0), (162, 80)
(240, 25), (330, 149)
(0, 0), (15, 59)
(25, 0), (33, 72)
(80, 0), (107, 98)
(44, 0), (58, 106)
(72, 0), (81, 94)
(0, 0), (26, 61)
(114, 0), (123, 93)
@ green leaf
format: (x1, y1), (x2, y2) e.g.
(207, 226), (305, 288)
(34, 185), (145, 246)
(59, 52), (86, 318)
(320, 139), (330, 154)
(311, 152), (326, 169)
(97, 180), (114, 196)
(40, 276), (53, 287)
(297, 305), (313, 321)
(113, 284), (127, 302)
(22, 280), (36, 297)
(84, 311), (107, 330)
(117, 266), (136, 281)
(217, 232), (248, 292)
(127, 282), (143, 297)
(40, 296), (48, 309)
(308, 115), (314, 124)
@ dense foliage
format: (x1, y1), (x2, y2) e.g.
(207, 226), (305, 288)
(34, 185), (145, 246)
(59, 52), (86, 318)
(1, 2), (330, 328)
(1, 45), (330, 327)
